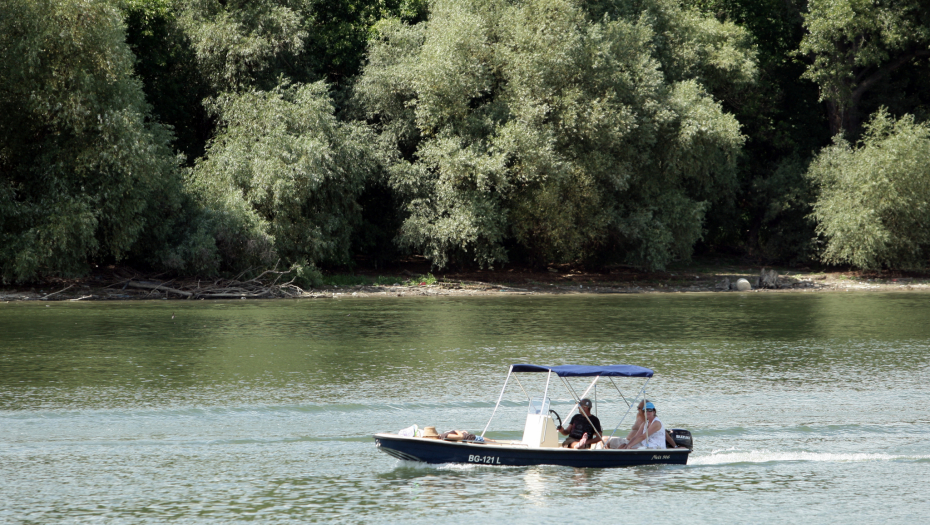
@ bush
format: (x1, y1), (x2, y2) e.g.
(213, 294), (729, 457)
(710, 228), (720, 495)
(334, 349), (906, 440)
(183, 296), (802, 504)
(807, 109), (930, 269)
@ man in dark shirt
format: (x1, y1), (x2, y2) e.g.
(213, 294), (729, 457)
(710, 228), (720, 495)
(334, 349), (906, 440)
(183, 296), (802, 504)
(557, 398), (602, 449)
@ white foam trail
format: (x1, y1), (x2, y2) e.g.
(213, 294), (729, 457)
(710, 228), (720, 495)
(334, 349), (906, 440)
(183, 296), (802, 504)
(690, 450), (930, 465)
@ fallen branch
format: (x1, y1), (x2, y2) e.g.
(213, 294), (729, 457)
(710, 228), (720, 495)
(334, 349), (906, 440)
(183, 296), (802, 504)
(246, 268), (289, 284)
(116, 271), (309, 300)
(230, 266), (258, 283)
(41, 284), (74, 300)
(198, 292), (272, 299)
(126, 281), (193, 297)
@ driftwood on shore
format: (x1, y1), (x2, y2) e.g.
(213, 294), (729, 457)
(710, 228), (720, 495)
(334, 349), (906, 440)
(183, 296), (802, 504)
(758, 268), (780, 289)
(126, 281), (193, 297)
(122, 271), (306, 300)
(40, 284), (74, 300)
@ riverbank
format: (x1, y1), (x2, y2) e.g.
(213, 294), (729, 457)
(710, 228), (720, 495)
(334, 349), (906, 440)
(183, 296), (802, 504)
(3, 260), (930, 301)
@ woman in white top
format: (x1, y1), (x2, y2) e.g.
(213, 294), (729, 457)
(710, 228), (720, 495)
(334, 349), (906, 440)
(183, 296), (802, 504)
(621, 401), (665, 449)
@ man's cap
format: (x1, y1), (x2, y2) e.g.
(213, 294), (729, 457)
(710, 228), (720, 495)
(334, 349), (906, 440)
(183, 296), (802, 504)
(579, 398), (593, 408)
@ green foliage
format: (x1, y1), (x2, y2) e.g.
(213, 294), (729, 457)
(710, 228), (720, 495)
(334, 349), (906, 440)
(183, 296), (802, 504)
(304, 0), (428, 83)
(751, 154), (818, 263)
(118, 0), (213, 162)
(807, 110), (930, 269)
(799, 0), (930, 136)
(800, 0), (930, 103)
(176, 0), (311, 92)
(356, 0), (750, 270)
(403, 273), (436, 286)
(0, 0), (183, 283)
(118, 0), (433, 160)
(14, 0), (930, 278)
(287, 259), (324, 288)
(615, 0), (757, 97)
(151, 191), (277, 275)
(681, 0), (829, 263)
(191, 82), (379, 271)
(116, 1), (420, 274)
(172, 0), (428, 93)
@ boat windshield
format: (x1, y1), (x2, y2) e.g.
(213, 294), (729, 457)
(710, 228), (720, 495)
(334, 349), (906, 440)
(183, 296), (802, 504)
(527, 397), (550, 415)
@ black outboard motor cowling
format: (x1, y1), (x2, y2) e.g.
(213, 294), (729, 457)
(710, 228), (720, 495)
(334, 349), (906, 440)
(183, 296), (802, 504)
(670, 428), (693, 449)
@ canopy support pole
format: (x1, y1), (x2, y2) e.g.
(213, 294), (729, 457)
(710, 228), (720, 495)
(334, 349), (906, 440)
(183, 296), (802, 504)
(607, 377), (650, 440)
(481, 365), (513, 438)
(641, 377), (652, 443)
(607, 377), (630, 407)
(579, 376), (604, 440)
(560, 375), (604, 441)
(512, 374), (530, 401)
(542, 370), (552, 405)
(560, 376), (578, 403)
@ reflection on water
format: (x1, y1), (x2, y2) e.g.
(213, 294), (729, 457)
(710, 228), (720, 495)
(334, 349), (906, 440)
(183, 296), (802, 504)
(2, 293), (930, 522)
(3, 294), (929, 410)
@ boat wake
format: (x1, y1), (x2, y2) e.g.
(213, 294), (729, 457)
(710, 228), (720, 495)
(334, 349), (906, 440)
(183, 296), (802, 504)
(690, 450), (930, 465)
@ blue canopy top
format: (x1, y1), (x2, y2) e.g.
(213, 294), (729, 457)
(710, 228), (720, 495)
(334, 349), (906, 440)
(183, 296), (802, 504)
(511, 364), (653, 378)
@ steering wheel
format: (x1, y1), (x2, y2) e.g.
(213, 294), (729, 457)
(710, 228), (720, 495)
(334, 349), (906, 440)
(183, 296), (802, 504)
(549, 409), (562, 428)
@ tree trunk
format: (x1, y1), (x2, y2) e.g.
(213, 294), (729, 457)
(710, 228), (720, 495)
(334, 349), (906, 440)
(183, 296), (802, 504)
(825, 95), (862, 138)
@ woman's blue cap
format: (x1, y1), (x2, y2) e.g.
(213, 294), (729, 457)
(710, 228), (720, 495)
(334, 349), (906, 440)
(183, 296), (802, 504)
(644, 402), (656, 410)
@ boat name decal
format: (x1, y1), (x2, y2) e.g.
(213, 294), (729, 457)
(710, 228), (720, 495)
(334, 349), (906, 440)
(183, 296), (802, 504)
(468, 454), (501, 465)
(652, 455), (671, 460)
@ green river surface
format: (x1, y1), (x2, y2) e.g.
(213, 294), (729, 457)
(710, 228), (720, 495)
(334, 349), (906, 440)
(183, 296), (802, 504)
(1, 292), (928, 523)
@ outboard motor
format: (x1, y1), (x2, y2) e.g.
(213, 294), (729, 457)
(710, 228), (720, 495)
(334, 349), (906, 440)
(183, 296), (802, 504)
(669, 428), (693, 450)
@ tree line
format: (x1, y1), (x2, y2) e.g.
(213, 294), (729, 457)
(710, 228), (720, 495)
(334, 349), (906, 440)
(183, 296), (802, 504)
(2, 0), (930, 285)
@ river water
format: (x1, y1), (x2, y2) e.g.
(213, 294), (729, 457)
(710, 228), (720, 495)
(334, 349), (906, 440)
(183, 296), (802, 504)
(1, 293), (928, 523)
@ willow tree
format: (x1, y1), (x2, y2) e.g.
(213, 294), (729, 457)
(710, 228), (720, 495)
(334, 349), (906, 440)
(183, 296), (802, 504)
(0, 0), (182, 282)
(190, 82), (379, 283)
(356, 0), (753, 269)
(807, 110), (930, 270)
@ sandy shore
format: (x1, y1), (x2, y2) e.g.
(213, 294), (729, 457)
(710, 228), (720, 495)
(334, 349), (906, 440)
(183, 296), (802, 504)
(313, 271), (930, 298)
(2, 266), (929, 302)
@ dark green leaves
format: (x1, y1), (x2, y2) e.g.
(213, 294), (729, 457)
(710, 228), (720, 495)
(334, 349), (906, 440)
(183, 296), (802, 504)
(0, 0), (182, 282)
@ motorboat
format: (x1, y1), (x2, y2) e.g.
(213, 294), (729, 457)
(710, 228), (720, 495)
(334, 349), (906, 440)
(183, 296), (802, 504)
(373, 364), (693, 468)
